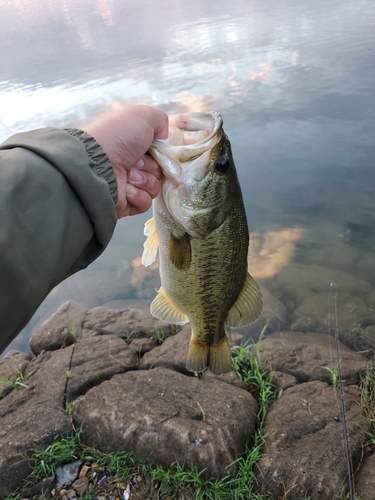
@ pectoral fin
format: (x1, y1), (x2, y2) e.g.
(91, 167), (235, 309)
(142, 218), (159, 267)
(150, 286), (189, 325)
(169, 232), (191, 271)
(226, 272), (263, 327)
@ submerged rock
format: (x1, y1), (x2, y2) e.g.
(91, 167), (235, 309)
(257, 331), (367, 384)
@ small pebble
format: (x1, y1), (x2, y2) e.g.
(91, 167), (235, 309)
(79, 465), (90, 478)
(66, 488), (77, 499)
(73, 476), (89, 496)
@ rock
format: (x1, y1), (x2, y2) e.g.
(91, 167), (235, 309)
(365, 288), (375, 308)
(270, 371), (298, 391)
(272, 264), (372, 308)
(20, 476), (55, 497)
(257, 380), (371, 499)
(65, 334), (137, 402)
(66, 335), (138, 402)
(257, 331), (367, 384)
(56, 460), (83, 490)
(355, 452), (375, 499)
(73, 367), (258, 479)
(82, 306), (173, 340)
(72, 476), (89, 496)
(30, 301), (87, 355)
(291, 292), (367, 332)
(0, 349), (73, 498)
(139, 327), (246, 386)
(129, 337), (157, 356)
(138, 326), (195, 375)
(0, 351), (32, 398)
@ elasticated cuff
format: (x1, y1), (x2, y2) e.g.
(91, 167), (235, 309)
(65, 128), (118, 205)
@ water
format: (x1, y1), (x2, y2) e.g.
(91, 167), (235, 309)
(1, 0), (375, 356)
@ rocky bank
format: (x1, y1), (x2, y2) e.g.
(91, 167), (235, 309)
(0, 299), (374, 500)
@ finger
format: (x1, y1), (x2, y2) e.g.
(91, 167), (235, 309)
(128, 168), (161, 200)
(132, 105), (169, 140)
(125, 186), (153, 216)
(134, 155), (162, 180)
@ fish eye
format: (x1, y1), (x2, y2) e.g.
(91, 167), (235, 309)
(214, 156), (230, 174)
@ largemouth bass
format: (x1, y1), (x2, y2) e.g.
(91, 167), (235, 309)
(142, 111), (262, 375)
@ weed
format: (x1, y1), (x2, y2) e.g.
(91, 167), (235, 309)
(359, 362), (375, 446)
(0, 370), (32, 390)
(324, 363), (339, 389)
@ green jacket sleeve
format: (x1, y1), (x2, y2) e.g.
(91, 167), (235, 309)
(0, 127), (118, 352)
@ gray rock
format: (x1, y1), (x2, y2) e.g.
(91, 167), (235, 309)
(139, 327), (246, 385)
(355, 451), (375, 499)
(30, 301), (87, 355)
(73, 367), (258, 479)
(272, 264), (372, 307)
(20, 476), (55, 497)
(56, 460), (83, 490)
(257, 380), (371, 499)
(0, 349), (73, 498)
(270, 371), (298, 391)
(291, 292), (367, 333)
(0, 351), (32, 398)
(257, 331), (367, 384)
(82, 306), (173, 340)
(65, 334), (138, 402)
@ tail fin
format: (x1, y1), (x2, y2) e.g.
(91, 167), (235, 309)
(186, 336), (209, 374)
(186, 334), (232, 375)
(209, 335), (232, 375)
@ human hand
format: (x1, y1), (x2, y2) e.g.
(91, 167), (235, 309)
(82, 105), (168, 218)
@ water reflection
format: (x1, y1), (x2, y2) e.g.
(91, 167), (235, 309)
(0, 0), (375, 355)
(248, 228), (305, 279)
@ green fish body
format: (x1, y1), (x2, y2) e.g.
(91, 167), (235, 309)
(142, 112), (262, 375)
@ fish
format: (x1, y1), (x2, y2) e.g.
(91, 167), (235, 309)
(141, 111), (262, 375)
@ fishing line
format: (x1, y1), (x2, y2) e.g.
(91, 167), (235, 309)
(328, 282), (355, 500)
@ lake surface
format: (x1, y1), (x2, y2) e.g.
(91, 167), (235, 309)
(1, 0), (375, 357)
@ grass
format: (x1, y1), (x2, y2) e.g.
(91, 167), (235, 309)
(359, 361), (375, 447)
(0, 370), (32, 391)
(5, 334), (277, 500)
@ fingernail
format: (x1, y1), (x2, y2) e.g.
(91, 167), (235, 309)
(135, 158), (145, 169)
(129, 169), (143, 183)
(126, 184), (137, 196)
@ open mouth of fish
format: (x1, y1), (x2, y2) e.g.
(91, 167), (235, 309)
(149, 111), (223, 185)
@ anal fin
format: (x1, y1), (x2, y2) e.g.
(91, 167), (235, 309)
(226, 272), (263, 327)
(150, 286), (189, 325)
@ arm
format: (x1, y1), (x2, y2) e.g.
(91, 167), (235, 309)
(0, 105), (168, 352)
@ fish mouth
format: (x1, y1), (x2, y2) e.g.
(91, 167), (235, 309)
(149, 111), (223, 183)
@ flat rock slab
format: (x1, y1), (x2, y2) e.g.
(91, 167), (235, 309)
(257, 380), (371, 499)
(355, 452), (375, 499)
(0, 348), (73, 499)
(258, 331), (367, 384)
(73, 367), (258, 479)
(30, 301), (173, 356)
